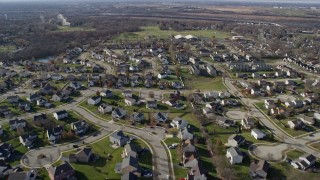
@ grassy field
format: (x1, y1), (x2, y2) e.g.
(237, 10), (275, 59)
(62, 136), (152, 180)
(0, 45), (16, 53)
(56, 26), (95, 32)
(286, 149), (304, 160)
(112, 26), (231, 41)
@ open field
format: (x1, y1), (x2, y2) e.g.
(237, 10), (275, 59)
(113, 26), (231, 41)
(0, 45), (16, 53)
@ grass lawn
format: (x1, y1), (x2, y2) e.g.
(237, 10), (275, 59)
(56, 26), (95, 32)
(62, 136), (151, 180)
(113, 26), (231, 41)
(37, 168), (50, 180)
(286, 149), (304, 160)
(0, 45), (16, 53)
(310, 142), (320, 151)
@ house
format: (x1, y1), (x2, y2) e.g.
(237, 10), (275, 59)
(50, 74), (64, 81)
(70, 81), (82, 90)
(179, 128), (194, 140)
(121, 172), (138, 180)
(216, 116), (235, 127)
(98, 103), (113, 114)
(39, 84), (54, 95)
(6, 171), (37, 180)
(314, 112), (320, 121)
(297, 114), (315, 125)
(285, 100), (304, 108)
(53, 110), (68, 120)
(189, 57), (200, 65)
(26, 93), (41, 102)
(249, 160), (270, 179)
(47, 126), (64, 144)
(69, 147), (93, 163)
(125, 97), (136, 106)
(154, 112), (168, 123)
(47, 161), (75, 180)
(18, 102), (31, 112)
(0, 160), (12, 178)
(251, 129), (266, 140)
(51, 93), (69, 102)
(33, 113), (48, 126)
(264, 100), (276, 109)
(123, 144), (139, 158)
(0, 125), (2, 135)
(9, 118), (27, 130)
(183, 140), (196, 153)
(241, 117), (256, 130)
(287, 120), (304, 129)
(170, 117), (188, 130)
(291, 154), (317, 170)
(19, 133), (38, 148)
(187, 163), (207, 180)
(6, 95), (19, 104)
(226, 147), (243, 164)
(0, 143), (13, 160)
(110, 131), (130, 146)
(227, 134), (245, 147)
(122, 90), (133, 98)
(183, 151), (198, 168)
(130, 112), (144, 123)
(146, 99), (157, 109)
(120, 156), (141, 177)
(87, 96), (101, 105)
(112, 107), (127, 119)
(165, 100), (177, 107)
(157, 73), (168, 79)
(71, 120), (89, 135)
(100, 89), (113, 98)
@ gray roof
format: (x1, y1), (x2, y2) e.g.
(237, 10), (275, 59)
(227, 147), (243, 157)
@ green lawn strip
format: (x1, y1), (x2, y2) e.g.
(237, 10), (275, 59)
(309, 142), (320, 151)
(285, 149), (304, 160)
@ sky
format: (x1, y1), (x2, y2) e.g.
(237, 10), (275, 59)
(0, 0), (319, 4)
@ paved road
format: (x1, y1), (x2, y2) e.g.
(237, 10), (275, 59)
(224, 77), (320, 159)
(14, 87), (173, 180)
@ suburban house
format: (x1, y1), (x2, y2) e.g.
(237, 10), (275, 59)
(112, 107), (127, 119)
(291, 154), (317, 170)
(170, 117), (188, 130)
(297, 114), (315, 125)
(241, 117), (256, 130)
(154, 112), (168, 123)
(183, 152), (198, 168)
(187, 163), (207, 180)
(47, 126), (64, 144)
(19, 133), (38, 148)
(226, 147), (243, 164)
(216, 116), (235, 127)
(47, 161), (75, 180)
(9, 118), (27, 130)
(285, 100), (304, 108)
(130, 112), (145, 123)
(227, 134), (246, 147)
(7, 95), (19, 104)
(109, 131), (130, 146)
(33, 113), (48, 126)
(0, 143), (13, 160)
(69, 147), (93, 163)
(251, 129), (266, 140)
(51, 93), (69, 102)
(98, 103), (113, 114)
(100, 89), (113, 98)
(125, 97), (136, 106)
(70, 81), (82, 90)
(26, 93), (41, 102)
(146, 99), (157, 109)
(120, 156), (141, 177)
(122, 90), (133, 98)
(179, 128), (194, 140)
(287, 120), (304, 129)
(53, 110), (68, 120)
(87, 96), (101, 105)
(121, 173), (138, 180)
(249, 160), (270, 179)
(71, 120), (89, 135)
(122, 144), (140, 158)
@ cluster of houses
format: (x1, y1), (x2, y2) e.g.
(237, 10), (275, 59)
(109, 131), (150, 179)
(284, 57), (319, 73)
(170, 117), (208, 180)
